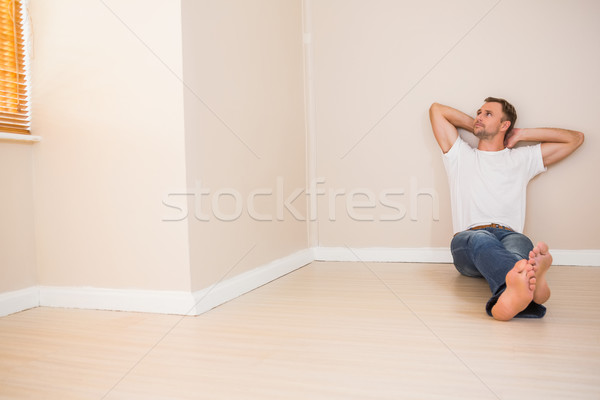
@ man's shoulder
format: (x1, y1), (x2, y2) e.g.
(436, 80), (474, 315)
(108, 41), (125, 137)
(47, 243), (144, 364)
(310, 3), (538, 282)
(506, 143), (543, 159)
(444, 136), (476, 158)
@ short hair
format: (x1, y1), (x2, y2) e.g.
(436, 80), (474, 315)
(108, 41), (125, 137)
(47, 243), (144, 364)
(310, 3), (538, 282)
(484, 97), (517, 136)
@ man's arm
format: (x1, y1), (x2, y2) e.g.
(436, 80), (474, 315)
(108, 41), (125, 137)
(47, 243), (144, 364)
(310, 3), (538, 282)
(505, 127), (584, 167)
(429, 103), (474, 153)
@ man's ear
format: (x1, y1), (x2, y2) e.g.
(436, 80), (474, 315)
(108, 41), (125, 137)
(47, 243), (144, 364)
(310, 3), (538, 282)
(501, 120), (511, 133)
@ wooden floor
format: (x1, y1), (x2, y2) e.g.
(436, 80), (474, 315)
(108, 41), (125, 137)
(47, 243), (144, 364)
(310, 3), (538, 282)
(1, 262), (599, 400)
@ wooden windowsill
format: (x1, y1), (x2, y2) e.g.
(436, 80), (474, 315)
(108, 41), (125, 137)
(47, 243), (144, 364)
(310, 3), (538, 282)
(0, 133), (42, 142)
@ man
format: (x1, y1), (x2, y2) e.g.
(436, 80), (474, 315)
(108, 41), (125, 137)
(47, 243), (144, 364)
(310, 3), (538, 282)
(429, 98), (584, 321)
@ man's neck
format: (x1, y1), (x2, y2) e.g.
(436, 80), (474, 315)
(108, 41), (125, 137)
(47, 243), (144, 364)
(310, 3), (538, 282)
(477, 137), (506, 152)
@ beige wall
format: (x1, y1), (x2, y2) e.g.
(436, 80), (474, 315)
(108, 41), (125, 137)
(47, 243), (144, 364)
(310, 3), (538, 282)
(29, 0), (192, 291)
(0, 142), (37, 292)
(310, 0), (599, 249)
(181, 0), (308, 290)
(20, 0), (308, 296)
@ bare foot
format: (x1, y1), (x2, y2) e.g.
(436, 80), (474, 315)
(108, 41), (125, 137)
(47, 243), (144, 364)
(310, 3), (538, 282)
(491, 259), (536, 321)
(529, 241), (552, 304)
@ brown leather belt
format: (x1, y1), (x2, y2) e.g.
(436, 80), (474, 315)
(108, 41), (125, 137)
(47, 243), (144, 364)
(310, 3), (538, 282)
(468, 223), (514, 232)
(454, 223), (514, 237)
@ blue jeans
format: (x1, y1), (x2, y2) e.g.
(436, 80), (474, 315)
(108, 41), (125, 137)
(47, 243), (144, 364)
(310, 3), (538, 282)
(450, 228), (546, 318)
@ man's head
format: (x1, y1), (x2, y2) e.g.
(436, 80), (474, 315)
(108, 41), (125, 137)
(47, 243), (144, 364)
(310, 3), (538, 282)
(474, 97), (517, 141)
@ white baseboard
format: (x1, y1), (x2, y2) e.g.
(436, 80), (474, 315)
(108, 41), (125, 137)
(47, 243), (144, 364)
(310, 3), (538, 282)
(2, 247), (597, 318)
(313, 247), (600, 267)
(0, 287), (39, 317)
(551, 249), (600, 267)
(0, 248), (314, 317)
(38, 286), (198, 315)
(191, 248), (315, 315)
(38, 248), (314, 316)
(313, 247), (453, 263)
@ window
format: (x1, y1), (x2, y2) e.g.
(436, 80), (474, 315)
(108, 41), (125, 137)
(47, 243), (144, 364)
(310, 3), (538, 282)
(0, 0), (29, 135)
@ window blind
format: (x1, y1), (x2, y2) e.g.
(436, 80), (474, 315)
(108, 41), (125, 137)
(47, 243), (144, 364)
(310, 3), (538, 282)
(0, 0), (29, 135)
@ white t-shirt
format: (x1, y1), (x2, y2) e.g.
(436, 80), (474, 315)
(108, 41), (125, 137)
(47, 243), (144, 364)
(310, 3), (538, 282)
(443, 136), (546, 234)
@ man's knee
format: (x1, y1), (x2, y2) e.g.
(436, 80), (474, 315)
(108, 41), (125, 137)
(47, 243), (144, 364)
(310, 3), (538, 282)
(450, 231), (490, 278)
(452, 229), (494, 246)
(459, 229), (498, 249)
(502, 232), (534, 259)
(470, 229), (496, 239)
(453, 263), (482, 278)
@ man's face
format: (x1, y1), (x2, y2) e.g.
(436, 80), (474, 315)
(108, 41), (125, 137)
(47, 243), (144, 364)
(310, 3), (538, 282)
(473, 102), (506, 140)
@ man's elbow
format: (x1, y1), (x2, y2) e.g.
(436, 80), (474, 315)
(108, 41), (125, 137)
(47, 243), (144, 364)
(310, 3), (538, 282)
(570, 130), (585, 151)
(575, 131), (585, 148)
(429, 102), (442, 118)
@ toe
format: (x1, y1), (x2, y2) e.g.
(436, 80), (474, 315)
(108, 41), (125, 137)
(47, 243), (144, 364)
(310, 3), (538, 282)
(514, 259), (527, 272)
